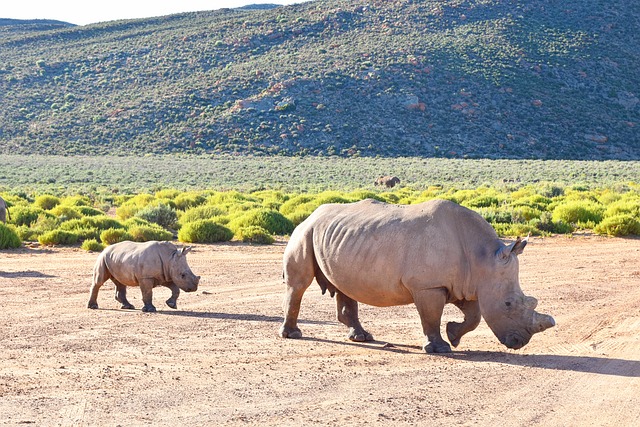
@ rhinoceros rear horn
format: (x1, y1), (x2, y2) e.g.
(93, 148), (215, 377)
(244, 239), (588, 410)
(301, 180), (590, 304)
(532, 312), (555, 333)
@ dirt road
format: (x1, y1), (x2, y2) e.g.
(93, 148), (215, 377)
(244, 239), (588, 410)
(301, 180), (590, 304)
(1, 236), (639, 426)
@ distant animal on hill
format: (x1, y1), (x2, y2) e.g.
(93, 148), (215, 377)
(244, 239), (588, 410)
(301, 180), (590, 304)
(88, 241), (200, 312)
(374, 175), (400, 188)
(0, 196), (10, 224)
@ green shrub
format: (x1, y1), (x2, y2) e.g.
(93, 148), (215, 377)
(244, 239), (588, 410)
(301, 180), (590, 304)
(9, 206), (51, 226)
(77, 206), (105, 216)
(100, 228), (133, 245)
(0, 224), (21, 249)
(180, 205), (227, 224)
(128, 225), (173, 242)
(59, 220), (100, 240)
(603, 198), (640, 218)
(15, 225), (39, 241)
(492, 223), (543, 238)
(534, 212), (574, 234)
(38, 230), (79, 246)
(279, 194), (315, 215)
(287, 210), (311, 227)
(178, 220), (233, 243)
(34, 195), (60, 210)
(81, 239), (105, 252)
(236, 226), (275, 244)
(476, 207), (512, 224)
(49, 205), (81, 220)
(464, 195), (501, 208)
(115, 204), (141, 220)
(174, 192), (206, 210)
(228, 209), (294, 235)
(61, 195), (91, 206)
(551, 201), (604, 225)
(155, 189), (181, 199)
(594, 214), (640, 236)
(81, 216), (125, 231)
(135, 203), (177, 229)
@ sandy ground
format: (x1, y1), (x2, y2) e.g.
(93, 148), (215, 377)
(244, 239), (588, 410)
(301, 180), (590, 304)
(0, 235), (639, 426)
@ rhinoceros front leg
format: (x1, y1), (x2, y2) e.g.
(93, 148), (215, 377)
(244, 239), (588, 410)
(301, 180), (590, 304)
(139, 279), (157, 313)
(446, 300), (481, 347)
(336, 291), (374, 342)
(113, 279), (135, 310)
(413, 288), (452, 353)
(164, 283), (180, 309)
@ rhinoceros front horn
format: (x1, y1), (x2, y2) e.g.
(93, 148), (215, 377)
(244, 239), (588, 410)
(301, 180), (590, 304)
(532, 311), (556, 333)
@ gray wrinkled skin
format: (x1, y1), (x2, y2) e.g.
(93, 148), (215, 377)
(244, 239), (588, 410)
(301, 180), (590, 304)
(88, 241), (200, 312)
(0, 196), (10, 224)
(280, 199), (555, 353)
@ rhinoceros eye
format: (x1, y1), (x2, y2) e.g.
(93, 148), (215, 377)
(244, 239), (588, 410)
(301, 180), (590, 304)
(181, 274), (186, 279)
(505, 301), (512, 307)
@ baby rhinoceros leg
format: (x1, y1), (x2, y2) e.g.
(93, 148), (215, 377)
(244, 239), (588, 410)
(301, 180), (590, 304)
(336, 291), (374, 342)
(114, 281), (135, 310)
(164, 283), (180, 309)
(139, 279), (157, 313)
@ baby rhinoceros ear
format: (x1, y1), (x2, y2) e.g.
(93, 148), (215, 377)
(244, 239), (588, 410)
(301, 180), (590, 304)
(497, 235), (528, 260)
(177, 246), (193, 257)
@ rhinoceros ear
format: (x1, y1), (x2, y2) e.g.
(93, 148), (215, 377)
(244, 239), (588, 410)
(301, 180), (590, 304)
(178, 246), (193, 257)
(497, 236), (528, 260)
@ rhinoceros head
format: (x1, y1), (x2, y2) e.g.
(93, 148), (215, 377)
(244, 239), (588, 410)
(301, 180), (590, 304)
(478, 237), (555, 350)
(169, 246), (200, 292)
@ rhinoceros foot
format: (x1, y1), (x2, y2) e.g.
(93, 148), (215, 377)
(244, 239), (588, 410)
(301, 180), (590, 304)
(347, 327), (374, 342)
(121, 303), (135, 310)
(166, 298), (177, 309)
(423, 341), (452, 354)
(142, 304), (157, 313)
(446, 321), (463, 347)
(87, 302), (99, 310)
(279, 325), (302, 339)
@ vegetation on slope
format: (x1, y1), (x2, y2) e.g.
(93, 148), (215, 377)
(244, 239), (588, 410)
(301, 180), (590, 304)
(1, 0), (638, 159)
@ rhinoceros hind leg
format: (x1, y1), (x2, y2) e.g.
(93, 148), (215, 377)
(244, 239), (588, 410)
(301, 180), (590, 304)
(142, 304), (157, 313)
(336, 291), (374, 342)
(424, 341), (452, 353)
(446, 300), (481, 347)
(114, 282), (135, 310)
(279, 325), (302, 339)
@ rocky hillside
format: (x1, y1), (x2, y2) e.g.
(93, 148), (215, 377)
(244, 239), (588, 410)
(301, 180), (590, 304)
(0, 0), (638, 159)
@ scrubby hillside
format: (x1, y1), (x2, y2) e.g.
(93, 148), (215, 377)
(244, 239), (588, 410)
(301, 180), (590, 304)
(0, 0), (638, 159)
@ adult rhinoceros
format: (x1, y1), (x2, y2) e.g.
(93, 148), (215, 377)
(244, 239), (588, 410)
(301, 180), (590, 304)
(88, 241), (200, 312)
(280, 199), (555, 353)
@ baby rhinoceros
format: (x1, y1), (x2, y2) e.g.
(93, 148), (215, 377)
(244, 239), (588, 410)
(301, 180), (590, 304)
(88, 241), (200, 312)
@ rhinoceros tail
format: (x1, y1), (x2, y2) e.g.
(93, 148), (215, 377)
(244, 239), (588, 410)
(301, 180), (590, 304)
(313, 258), (337, 298)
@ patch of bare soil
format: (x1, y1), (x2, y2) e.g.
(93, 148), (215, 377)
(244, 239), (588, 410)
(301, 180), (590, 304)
(1, 236), (639, 426)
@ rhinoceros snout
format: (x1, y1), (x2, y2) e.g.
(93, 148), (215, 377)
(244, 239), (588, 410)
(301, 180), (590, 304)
(502, 333), (529, 350)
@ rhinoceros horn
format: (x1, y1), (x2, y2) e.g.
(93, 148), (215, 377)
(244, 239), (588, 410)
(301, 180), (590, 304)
(531, 311), (556, 333)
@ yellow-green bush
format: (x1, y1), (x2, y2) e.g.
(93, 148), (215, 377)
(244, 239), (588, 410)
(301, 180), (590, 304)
(128, 225), (173, 242)
(49, 205), (82, 220)
(594, 214), (640, 236)
(81, 238), (105, 252)
(34, 195), (60, 210)
(180, 205), (227, 224)
(551, 201), (604, 226)
(228, 209), (294, 235)
(0, 224), (21, 249)
(178, 220), (233, 243)
(100, 228), (133, 245)
(236, 226), (275, 244)
(38, 230), (79, 246)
